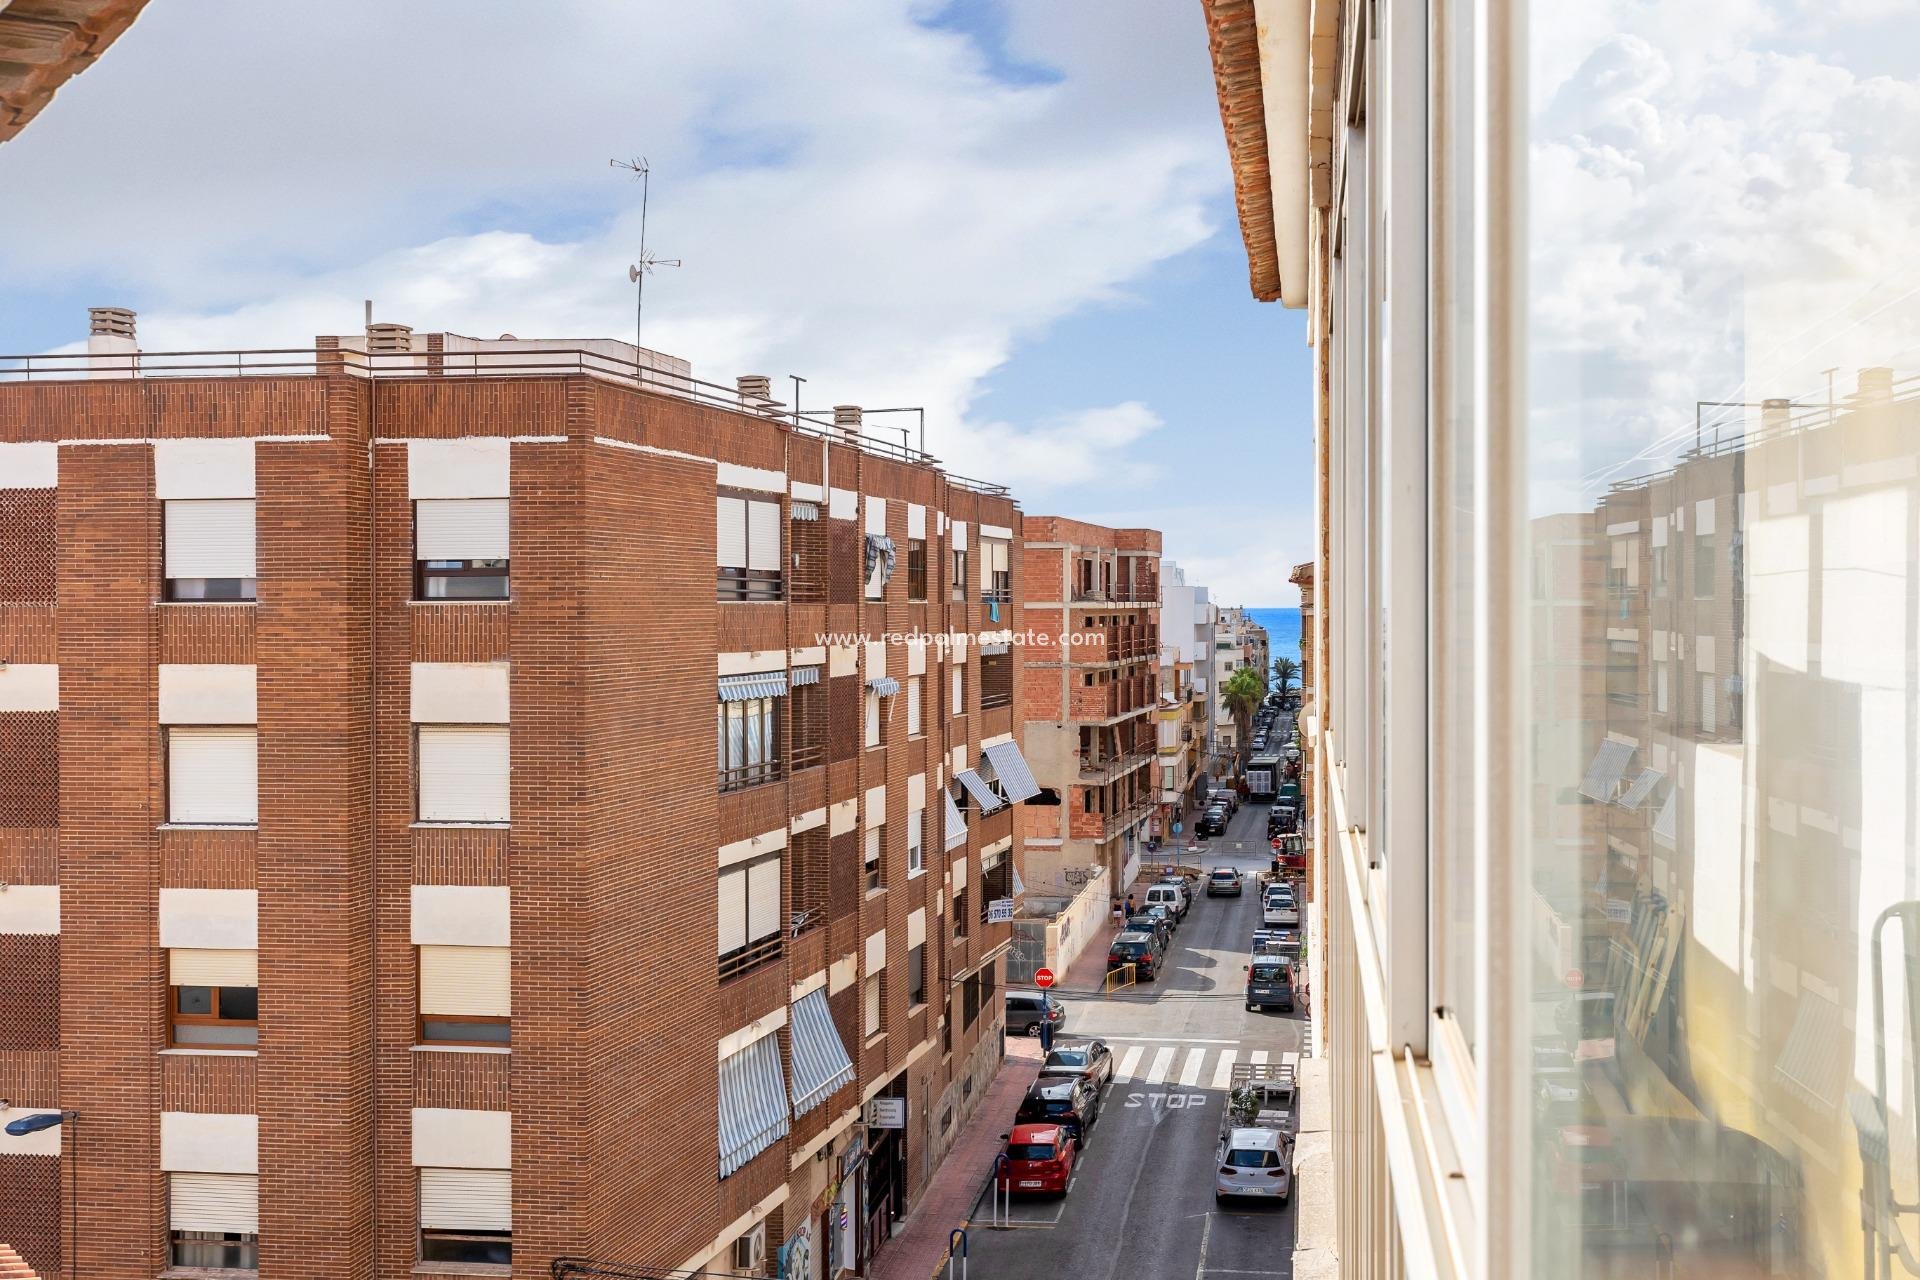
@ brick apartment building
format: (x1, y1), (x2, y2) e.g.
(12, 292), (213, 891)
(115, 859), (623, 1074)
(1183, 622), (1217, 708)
(0, 312), (1035, 1280)
(1015, 517), (1159, 896)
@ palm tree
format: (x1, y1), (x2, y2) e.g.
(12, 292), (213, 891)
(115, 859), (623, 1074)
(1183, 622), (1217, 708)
(1272, 656), (1300, 699)
(1221, 666), (1266, 772)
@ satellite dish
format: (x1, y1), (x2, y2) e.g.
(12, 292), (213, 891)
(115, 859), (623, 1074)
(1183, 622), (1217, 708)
(628, 264), (642, 283)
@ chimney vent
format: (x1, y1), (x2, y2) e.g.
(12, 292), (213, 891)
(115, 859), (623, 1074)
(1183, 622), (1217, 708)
(1761, 397), (1791, 434)
(366, 322), (414, 354)
(1858, 367), (1894, 403)
(737, 375), (772, 402)
(833, 405), (863, 439)
(89, 307), (136, 339)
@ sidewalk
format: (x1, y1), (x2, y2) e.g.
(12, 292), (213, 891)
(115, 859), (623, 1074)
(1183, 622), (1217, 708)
(869, 1038), (1043, 1280)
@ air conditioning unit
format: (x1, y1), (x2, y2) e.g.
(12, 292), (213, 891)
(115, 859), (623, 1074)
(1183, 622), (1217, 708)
(732, 1221), (768, 1273)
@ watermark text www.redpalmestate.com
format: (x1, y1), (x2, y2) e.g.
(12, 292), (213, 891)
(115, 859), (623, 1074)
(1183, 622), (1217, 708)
(808, 628), (1106, 648)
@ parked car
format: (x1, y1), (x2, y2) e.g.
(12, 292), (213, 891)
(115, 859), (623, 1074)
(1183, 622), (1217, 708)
(1017, 1073), (1104, 1143)
(1144, 882), (1189, 921)
(1138, 901), (1177, 935)
(1245, 957), (1295, 1012)
(1006, 990), (1066, 1038)
(1216, 1061), (1296, 1204)
(999, 1123), (1078, 1196)
(1268, 806), (1297, 837)
(1039, 1039), (1115, 1089)
(1196, 809), (1228, 838)
(1206, 866), (1243, 897)
(1106, 931), (1160, 981)
(1262, 885), (1299, 927)
(1216, 1127), (1293, 1205)
(1125, 913), (1174, 951)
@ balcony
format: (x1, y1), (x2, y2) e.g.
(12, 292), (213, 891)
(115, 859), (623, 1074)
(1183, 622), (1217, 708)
(718, 933), (782, 981)
(1077, 749), (1154, 782)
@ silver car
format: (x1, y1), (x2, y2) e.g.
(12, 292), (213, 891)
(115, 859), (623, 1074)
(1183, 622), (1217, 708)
(1215, 1128), (1293, 1203)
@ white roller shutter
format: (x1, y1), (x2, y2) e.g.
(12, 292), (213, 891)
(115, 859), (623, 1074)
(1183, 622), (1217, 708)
(165, 500), (256, 580)
(170, 948), (258, 987)
(170, 1172), (259, 1234)
(746, 499), (781, 571)
(717, 496), (747, 568)
(419, 1167), (512, 1232)
(419, 945), (511, 1017)
(417, 726), (510, 823)
(746, 858), (781, 941)
(718, 867), (748, 956)
(416, 498), (509, 561)
(168, 728), (258, 825)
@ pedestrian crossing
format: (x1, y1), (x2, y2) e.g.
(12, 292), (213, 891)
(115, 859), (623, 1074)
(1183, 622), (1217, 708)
(1097, 1040), (1300, 1087)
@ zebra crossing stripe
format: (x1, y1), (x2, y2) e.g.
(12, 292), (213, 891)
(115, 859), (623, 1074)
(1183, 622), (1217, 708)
(1249, 1049), (1270, 1066)
(1114, 1045), (1146, 1082)
(1178, 1047), (1206, 1087)
(1145, 1046), (1176, 1083)
(1210, 1049), (1239, 1089)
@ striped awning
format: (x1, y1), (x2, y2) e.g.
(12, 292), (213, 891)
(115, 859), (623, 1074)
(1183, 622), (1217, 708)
(789, 989), (855, 1116)
(1774, 989), (1847, 1111)
(1577, 740), (1635, 802)
(791, 500), (821, 521)
(868, 676), (901, 697)
(1651, 789), (1679, 844)
(982, 740), (1040, 804)
(1617, 768), (1664, 810)
(956, 769), (1003, 814)
(943, 787), (968, 850)
(719, 672), (789, 702)
(789, 665), (822, 687)
(980, 642), (1010, 656)
(718, 1031), (791, 1177)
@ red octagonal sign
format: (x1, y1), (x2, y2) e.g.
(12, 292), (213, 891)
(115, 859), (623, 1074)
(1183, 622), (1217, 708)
(1034, 968), (1056, 989)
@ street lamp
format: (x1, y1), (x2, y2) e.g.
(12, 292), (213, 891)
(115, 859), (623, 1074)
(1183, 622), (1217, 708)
(6, 1109), (78, 1280)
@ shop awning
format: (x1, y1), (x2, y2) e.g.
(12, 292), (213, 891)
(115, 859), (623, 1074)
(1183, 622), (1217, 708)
(718, 1031), (791, 1178)
(719, 672), (788, 702)
(982, 740), (1040, 804)
(1774, 989), (1847, 1111)
(867, 676), (901, 697)
(789, 665), (822, 687)
(1576, 740), (1635, 803)
(789, 989), (856, 1116)
(956, 769), (1003, 814)
(943, 787), (968, 850)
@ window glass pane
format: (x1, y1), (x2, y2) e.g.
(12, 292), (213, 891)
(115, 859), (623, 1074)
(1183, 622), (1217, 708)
(176, 986), (213, 1015)
(420, 1020), (511, 1045)
(1525, 4), (1920, 1273)
(174, 1023), (259, 1046)
(218, 986), (258, 1020)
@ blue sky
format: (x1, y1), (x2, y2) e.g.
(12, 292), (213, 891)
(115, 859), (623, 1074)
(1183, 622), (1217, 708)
(0, 0), (1313, 604)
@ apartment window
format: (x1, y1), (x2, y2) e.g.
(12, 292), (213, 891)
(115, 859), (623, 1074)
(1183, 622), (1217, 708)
(167, 727), (258, 826)
(980, 537), (1011, 603)
(864, 689), (883, 749)
(907, 538), (928, 600)
(864, 823), (886, 892)
(863, 972), (883, 1039)
(907, 808), (924, 876)
(417, 945), (511, 1045)
(979, 650), (1012, 710)
(719, 695), (782, 791)
(952, 890), (968, 939)
(907, 676), (923, 737)
(789, 676), (826, 770)
(415, 498), (509, 600)
(170, 983), (258, 1048)
(1605, 640), (1638, 706)
(981, 849), (1012, 918)
(1655, 660), (1670, 714)
(163, 499), (257, 602)
(1693, 532), (1715, 598)
(951, 546), (968, 601)
(961, 972), (980, 1027)
(1699, 681), (1717, 735)
(717, 492), (783, 601)
(416, 726), (511, 823)
(950, 663), (965, 718)
(719, 855), (782, 979)
(907, 943), (926, 1008)
(419, 1168), (512, 1266)
(788, 506), (828, 604)
(169, 1173), (258, 1271)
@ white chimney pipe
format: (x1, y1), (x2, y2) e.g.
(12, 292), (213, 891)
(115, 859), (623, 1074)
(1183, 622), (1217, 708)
(87, 306), (138, 378)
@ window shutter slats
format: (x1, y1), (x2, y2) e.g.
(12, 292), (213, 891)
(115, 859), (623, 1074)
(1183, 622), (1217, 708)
(718, 867), (748, 956)
(419, 945), (511, 1017)
(170, 1172), (259, 1234)
(170, 948), (259, 987)
(169, 728), (258, 825)
(417, 726), (510, 823)
(416, 498), (509, 561)
(717, 496), (747, 568)
(746, 499), (780, 571)
(419, 1167), (512, 1231)
(746, 858), (781, 941)
(165, 499), (256, 580)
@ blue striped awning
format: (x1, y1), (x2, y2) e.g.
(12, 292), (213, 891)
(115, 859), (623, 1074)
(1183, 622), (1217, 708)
(789, 989), (855, 1116)
(789, 665), (822, 687)
(867, 676), (901, 697)
(956, 769), (1003, 814)
(719, 672), (789, 702)
(791, 500), (821, 521)
(943, 787), (968, 850)
(982, 741), (1040, 804)
(1651, 788), (1678, 844)
(1617, 767), (1663, 810)
(1577, 740), (1635, 802)
(718, 1031), (790, 1177)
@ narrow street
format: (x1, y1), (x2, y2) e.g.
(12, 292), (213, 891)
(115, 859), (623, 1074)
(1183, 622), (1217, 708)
(961, 799), (1304, 1280)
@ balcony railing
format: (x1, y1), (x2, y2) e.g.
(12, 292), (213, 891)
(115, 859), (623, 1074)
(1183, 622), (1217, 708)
(1077, 749), (1154, 781)
(720, 759), (783, 793)
(718, 933), (782, 981)
(717, 569), (784, 602)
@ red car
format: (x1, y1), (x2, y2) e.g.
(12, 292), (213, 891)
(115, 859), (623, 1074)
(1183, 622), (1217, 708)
(997, 1123), (1077, 1196)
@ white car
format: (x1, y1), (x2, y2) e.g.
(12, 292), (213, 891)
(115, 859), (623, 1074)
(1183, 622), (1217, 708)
(1144, 883), (1189, 921)
(1262, 888), (1299, 927)
(1215, 1127), (1293, 1203)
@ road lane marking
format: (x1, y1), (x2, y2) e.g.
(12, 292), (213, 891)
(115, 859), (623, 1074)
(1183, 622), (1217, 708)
(1179, 1047), (1206, 1086)
(1249, 1049), (1270, 1066)
(1066, 1035), (1241, 1044)
(1145, 1046), (1176, 1083)
(1115, 1045), (1145, 1081)
(1211, 1049), (1239, 1088)
(1194, 1204), (1213, 1280)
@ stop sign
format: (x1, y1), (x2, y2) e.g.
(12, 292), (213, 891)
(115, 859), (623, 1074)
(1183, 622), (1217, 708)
(1564, 968), (1585, 990)
(1034, 968), (1056, 989)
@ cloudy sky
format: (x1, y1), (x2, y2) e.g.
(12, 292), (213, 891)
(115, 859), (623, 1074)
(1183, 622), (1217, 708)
(0, 0), (1313, 606)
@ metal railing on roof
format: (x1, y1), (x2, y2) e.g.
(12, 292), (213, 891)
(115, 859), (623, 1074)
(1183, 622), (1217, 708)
(0, 343), (1014, 495)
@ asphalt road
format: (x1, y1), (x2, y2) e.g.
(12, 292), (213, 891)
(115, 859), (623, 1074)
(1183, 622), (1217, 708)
(964, 799), (1305, 1280)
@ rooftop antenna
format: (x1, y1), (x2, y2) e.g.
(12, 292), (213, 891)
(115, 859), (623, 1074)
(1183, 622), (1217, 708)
(609, 156), (682, 352)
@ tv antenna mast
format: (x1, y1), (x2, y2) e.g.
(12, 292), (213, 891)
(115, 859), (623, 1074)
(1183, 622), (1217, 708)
(608, 156), (681, 350)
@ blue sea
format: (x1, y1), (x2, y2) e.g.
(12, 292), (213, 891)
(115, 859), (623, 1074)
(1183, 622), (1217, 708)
(1246, 607), (1303, 660)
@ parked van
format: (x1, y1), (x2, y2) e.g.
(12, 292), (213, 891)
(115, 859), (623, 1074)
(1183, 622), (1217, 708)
(1144, 882), (1189, 922)
(1245, 957), (1295, 1012)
